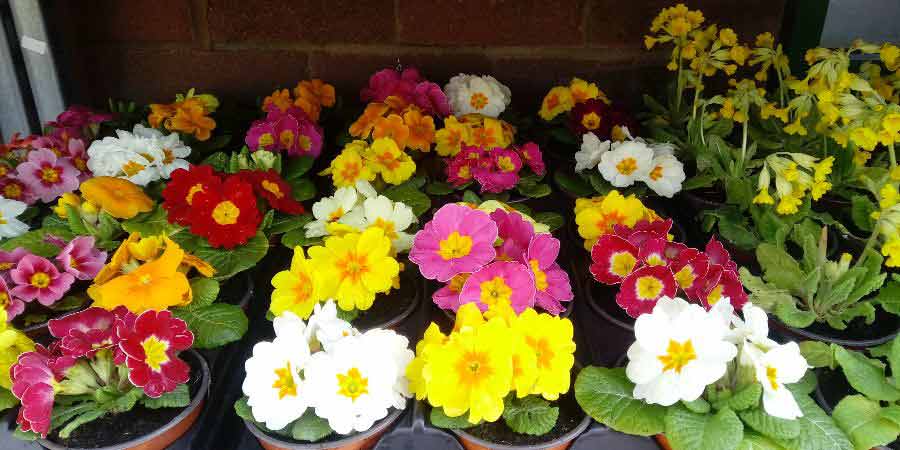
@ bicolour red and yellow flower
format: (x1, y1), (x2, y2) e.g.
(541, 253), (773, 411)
(118, 309), (193, 398)
(240, 169), (305, 215)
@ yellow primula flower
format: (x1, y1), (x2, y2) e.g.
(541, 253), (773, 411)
(435, 116), (473, 157)
(814, 156), (834, 182)
(784, 119), (808, 136)
(810, 180), (831, 200)
(407, 323), (447, 400)
(575, 190), (650, 248)
(569, 78), (606, 104)
(403, 108), (436, 152)
(850, 127), (879, 151)
(364, 137), (416, 185)
(307, 228), (399, 311)
(80, 177), (154, 220)
(880, 184), (899, 209)
(719, 28), (738, 46)
(0, 309), (34, 390)
(54, 192), (82, 218)
(775, 194), (803, 215)
(883, 113), (900, 135)
(270, 246), (337, 319)
(756, 32), (775, 49)
(881, 43), (900, 71)
(752, 189), (774, 205)
(882, 238), (900, 267)
(510, 309), (575, 401)
(322, 142), (376, 188)
(539, 86), (574, 121)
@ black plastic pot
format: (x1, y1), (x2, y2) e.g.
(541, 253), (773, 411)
(570, 423), (659, 450)
(243, 406), (405, 450)
(351, 264), (422, 340)
(38, 349), (210, 450)
(580, 281), (637, 366)
(771, 307), (900, 349)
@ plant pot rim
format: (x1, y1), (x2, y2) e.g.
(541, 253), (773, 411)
(356, 269), (420, 331)
(771, 316), (900, 348)
(38, 348), (210, 450)
(451, 408), (591, 450)
(233, 270), (256, 310)
(585, 282), (634, 332)
(243, 404), (406, 449)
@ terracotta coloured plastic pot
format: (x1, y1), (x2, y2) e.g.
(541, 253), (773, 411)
(38, 349), (210, 450)
(655, 434), (673, 450)
(243, 407), (405, 450)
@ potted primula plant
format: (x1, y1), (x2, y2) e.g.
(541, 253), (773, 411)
(800, 336), (900, 450)
(575, 297), (853, 450)
(234, 300), (414, 450)
(409, 302), (589, 449)
(408, 202), (574, 318)
(11, 307), (208, 450)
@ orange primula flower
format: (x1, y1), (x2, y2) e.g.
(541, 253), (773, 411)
(403, 108), (435, 152)
(349, 103), (390, 138)
(295, 79), (336, 109)
(263, 89), (294, 113)
(294, 96), (322, 122)
(373, 114), (410, 150)
(168, 99), (216, 141)
(148, 103), (176, 128)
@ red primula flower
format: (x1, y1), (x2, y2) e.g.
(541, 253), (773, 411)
(189, 175), (261, 249)
(241, 169), (304, 215)
(118, 310), (193, 398)
(569, 98), (613, 136)
(48, 306), (133, 361)
(10, 344), (75, 438)
(704, 237), (738, 273)
(162, 165), (223, 226)
(616, 265), (677, 318)
(590, 234), (640, 284)
(613, 218), (672, 247)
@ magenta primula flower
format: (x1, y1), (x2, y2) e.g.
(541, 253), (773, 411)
(361, 67), (449, 117)
(0, 176), (36, 205)
(118, 310), (193, 398)
(245, 108), (323, 158)
(490, 208), (534, 261)
(65, 138), (91, 181)
(516, 142), (546, 176)
(49, 306), (132, 361)
(432, 273), (470, 311)
(459, 261), (536, 313)
(0, 277), (24, 320)
(15, 148), (80, 203)
(473, 148), (521, 193)
(446, 155), (476, 186)
(672, 252), (709, 294)
(413, 81), (451, 117)
(11, 348), (58, 437)
(688, 265), (747, 310)
(0, 248), (29, 281)
(522, 234), (572, 315)
(48, 105), (113, 129)
(10, 254), (74, 306)
(616, 265), (677, 317)
(56, 236), (107, 281)
(590, 234), (640, 284)
(637, 237), (670, 267)
(613, 218), (672, 247)
(30, 136), (66, 157)
(705, 237), (738, 273)
(410, 203), (498, 282)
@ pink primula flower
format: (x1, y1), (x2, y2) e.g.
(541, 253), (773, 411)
(516, 142), (546, 176)
(49, 306), (132, 361)
(11, 349), (57, 437)
(0, 277), (24, 320)
(245, 107), (323, 158)
(410, 203), (497, 282)
(432, 273), (470, 311)
(490, 208), (534, 261)
(56, 236), (107, 281)
(458, 261), (536, 313)
(10, 254), (74, 306)
(522, 234), (572, 315)
(473, 147), (521, 194)
(15, 148), (80, 203)
(0, 177), (36, 205)
(65, 138), (91, 181)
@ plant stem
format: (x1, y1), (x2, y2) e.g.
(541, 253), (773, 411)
(889, 142), (897, 168)
(776, 67), (786, 108)
(853, 225), (880, 269)
(740, 120), (749, 173)
(691, 75), (704, 120)
(675, 49), (684, 114)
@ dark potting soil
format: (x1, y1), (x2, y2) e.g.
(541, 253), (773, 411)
(800, 307), (900, 344)
(463, 390), (585, 446)
(47, 352), (204, 448)
(352, 268), (417, 331)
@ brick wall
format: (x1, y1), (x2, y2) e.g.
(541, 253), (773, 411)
(48, 0), (786, 111)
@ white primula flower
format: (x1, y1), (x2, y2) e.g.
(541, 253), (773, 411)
(133, 124), (191, 177)
(242, 312), (312, 431)
(342, 195), (416, 252)
(87, 124), (191, 185)
(306, 187), (360, 238)
(0, 197), (29, 238)
(598, 140), (654, 187)
(305, 300), (356, 352)
(574, 132), (610, 172)
(354, 180), (377, 199)
(304, 329), (414, 434)
(725, 302), (777, 348)
(444, 74), (511, 118)
(744, 342), (808, 420)
(641, 153), (686, 197)
(625, 296), (738, 406)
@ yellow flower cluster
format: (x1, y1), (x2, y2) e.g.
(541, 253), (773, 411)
(321, 137), (416, 188)
(870, 168), (900, 266)
(715, 78), (769, 124)
(407, 303), (575, 424)
(148, 89), (218, 141)
(749, 32), (791, 85)
(349, 103), (436, 152)
(538, 78), (609, 121)
(271, 228), (400, 315)
(753, 154), (834, 215)
(574, 190), (660, 250)
(434, 114), (515, 156)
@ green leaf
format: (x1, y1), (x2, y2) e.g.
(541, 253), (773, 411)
(739, 268), (794, 311)
(288, 178), (316, 202)
(850, 195), (876, 232)
(0, 388), (18, 411)
(834, 346), (900, 401)
(664, 406), (743, 450)
(737, 431), (787, 450)
(683, 174), (719, 191)
(725, 176), (753, 206)
(269, 213), (312, 235)
(259, 209), (275, 232)
(533, 212), (564, 232)
(773, 391), (853, 450)
(430, 406), (477, 429)
(122, 205), (177, 236)
(517, 182), (552, 198)
(889, 336), (900, 387)
(426, 181), (456, 195)
(282, 156), (314, 180)
(873, 279), (900, 315)
(553, 170), (594, 197)
(281, 228), (322, 249)
(462, 190), (481, 204)
(502, 396), (559, 436)
(59, 407), (108, 438)
(234, 396), (254, 422)
(141, 384), (190, 409)
(714, 383), (762, 411)
(173, 303), (248, 348)
(383, 182), (431, 216)
(201, 152), (229, 172)
(739, 408), (800, 441)
(756, 243), (805, 293)
(291, 409), (333, 442)
(12, 428), (39, 441)
(192, 231), (268, 280)
(574, 366), (666, 436)
(0, 230), (60, 257)
(682, 397), (712, 414)
(96, 211), (122, 241)
(832, 395), (900, 450)
(185, 278), (220, 309)
(66, 204), (91, 235)
(798, 341), (835, 369)
(107, 387), (144, 413)
(774, 300), (817, 328)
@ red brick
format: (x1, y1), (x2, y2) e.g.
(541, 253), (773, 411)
(208, 0), (394, 44)
(588, 0), (786, 48)
(397, 0), (585, 46)
(65, 47), (310, 106)
(46, 0), (194, 43)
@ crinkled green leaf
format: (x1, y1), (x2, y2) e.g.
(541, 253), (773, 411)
(291, 409), (333, 442)
(773, 390), (853, 450)
(173, 303), (248, 348)
(664, 405), (743, 450)
(533, 212), (564, 232)
(834, 346), (900, 401)
(799, 341), (835, 369)
(430, 406), (477, 429)
(738, 408), (800, 441)
(141, 384), (190, 409)
(502, 396), (559, 436)
(832, 395), (900, 450)
(757, 243), (805, 293)
(574, 366), (666, 436)
(714, 383), (762, 412)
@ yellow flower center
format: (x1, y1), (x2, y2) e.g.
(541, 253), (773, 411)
(293, 272), (313, 303)
(336, 367), (369, 401)
(529, 259), (548, 291)
(479, 276), (512, 308)
(706, 285), (724, 305)
(581, 112), (602, 130)
(328, 207), (344, 222)
(272, 362), (298, 399)
(372, 217), (398, 240)
(457, 165), (471, 179)
(616, 157), (639, 176)
(636, 275), (663, 300)
(448, 273), (469, 293)
(162, 149), (175, 164)
(766, 366), (779, 390)
(279, 130), (295, 149)
(69, 258), (79, 270)
(645, 254), (666, 266)
(298, 135), (312, 151)
(674, 266), (696, 289)
(0, 291), (9, 307)
(469, 92), (489, 110)
(455, 351), (492, 387)
(338, 162), (361, 182)
(261, 180), (284, 199)
(186, 184), (205, 205)
(377, 152), (401, 171)
(121, 161), (145, 177)
(3, 184), (21, 199)
(40, 167), (60, 183)
(649, 165), (664, 181)
(610, 252), (637, 277)
(658, 339), (696, 373)
(336, 251), (369, 283)
(438, 231), (473, 260)
(497, 156), (516, 172)
(30, 272), (50, 289)
(0, 212), (6, 225)
(526, 336), (555, 369)
(0, 262), (13, 270)
(258, 133), (274, 149)
(211, 200), (240, 225)
(141, 336), (170, 371)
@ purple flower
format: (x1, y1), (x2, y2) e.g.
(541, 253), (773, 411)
(56, 236), (107, 281)
(10, 254), (74, 306)
(15, 149), (80, 203)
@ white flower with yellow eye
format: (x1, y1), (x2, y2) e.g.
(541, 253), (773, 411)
(444, 74), (511, 118)
(341, 195), (416, 252)
(0, 197), (29, 238)
(744, 342), (808, 419)
(574, 132), (610, 172)
(598, 140), (654, 187)
(304, 300), (356, 352)
(641, 153), (685, 198)
(305, 187), (359, 238)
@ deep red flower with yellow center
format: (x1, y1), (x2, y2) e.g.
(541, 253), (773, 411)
(240, 170), (304, 215)
(162, 165), (223, 226)
(569, 98), (613, 136)
(118, 310), (193, 398)
(188, 176), (261, 249)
